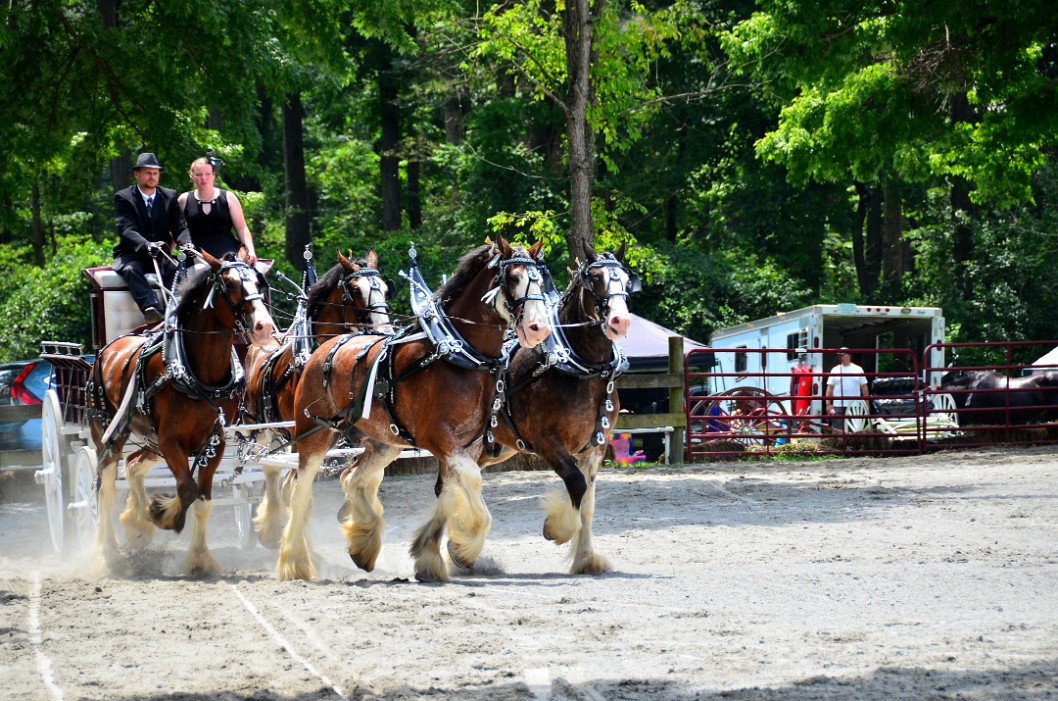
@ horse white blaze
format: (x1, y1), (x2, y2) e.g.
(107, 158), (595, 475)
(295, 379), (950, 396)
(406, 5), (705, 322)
(360, 276), (394, 335)
(247, 291), (276, 345)
(512, 272), (551, 347)
(604, 292), (632, 340)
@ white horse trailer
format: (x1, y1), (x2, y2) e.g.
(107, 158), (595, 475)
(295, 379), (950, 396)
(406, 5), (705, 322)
(708, 304), (945, 418)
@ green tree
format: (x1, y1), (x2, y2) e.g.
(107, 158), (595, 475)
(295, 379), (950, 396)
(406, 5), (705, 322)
(723, 0), (1058, 301)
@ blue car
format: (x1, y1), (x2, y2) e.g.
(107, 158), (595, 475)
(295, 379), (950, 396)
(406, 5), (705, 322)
(0, 358), (54, 451)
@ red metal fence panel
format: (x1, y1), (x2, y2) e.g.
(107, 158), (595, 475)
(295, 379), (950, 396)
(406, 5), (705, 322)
(684, 341), (1058, 460)
(685, 347), (922, 459)
(922, 340), (1058, 449)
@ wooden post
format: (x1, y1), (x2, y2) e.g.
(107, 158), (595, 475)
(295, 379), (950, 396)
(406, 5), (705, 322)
(669, 335), (685, 462)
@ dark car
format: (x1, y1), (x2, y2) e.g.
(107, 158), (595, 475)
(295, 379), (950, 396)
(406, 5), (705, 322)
(0, 358), (53, 451)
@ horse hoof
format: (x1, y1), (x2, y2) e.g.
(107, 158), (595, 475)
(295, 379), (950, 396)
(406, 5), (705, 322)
(349, 551), (376, 573)
(542, 523), (555, 542)
(337, 501), (351, 523)
(447, 539), (475, 571)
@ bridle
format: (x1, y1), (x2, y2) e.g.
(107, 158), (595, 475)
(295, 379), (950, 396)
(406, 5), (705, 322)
(339, 267), (394, 329)
(490, 253), (549, 329)
(577, 254), (639, 326)
(201, 259), (267, 337)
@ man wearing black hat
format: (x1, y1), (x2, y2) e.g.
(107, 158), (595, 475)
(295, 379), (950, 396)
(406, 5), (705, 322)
(112, 152), (194, 324)
(825, 347), (869, 431)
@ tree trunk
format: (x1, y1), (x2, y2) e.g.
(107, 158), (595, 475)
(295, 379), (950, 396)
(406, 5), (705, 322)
(378, 50), (402, 231)
(443, 95), (465, 146)
(950, 92), (977, 301)
(98, 0), (130, 193)
(852, 182), (869, 297)
(562, 0), (604, 263)
(407, 159), (422, 230)
(881, 178), (904, 297)
(282, 92), (310, 268)
(96, 0), (118, 27)
(31, 178), (44, 267)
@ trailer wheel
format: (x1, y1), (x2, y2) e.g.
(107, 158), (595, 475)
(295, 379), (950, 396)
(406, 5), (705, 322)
(35, 389), (66, 554)
(691, 387), (788, 446)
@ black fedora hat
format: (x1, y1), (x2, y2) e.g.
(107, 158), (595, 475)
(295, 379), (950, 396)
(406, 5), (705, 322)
(133, 152), (164, 170)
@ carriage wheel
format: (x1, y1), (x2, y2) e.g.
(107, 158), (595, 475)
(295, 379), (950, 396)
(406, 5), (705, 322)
(68, 447), (99, 550)
(930, 392), (960, 429)
(233, 483), (256, 550)
(690, 387), (788, 446)
(842, 399), (870, 434)
(35, 389), (66, 554)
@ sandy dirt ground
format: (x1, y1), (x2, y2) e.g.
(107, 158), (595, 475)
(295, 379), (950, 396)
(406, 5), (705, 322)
(1, 446), (1057, 700)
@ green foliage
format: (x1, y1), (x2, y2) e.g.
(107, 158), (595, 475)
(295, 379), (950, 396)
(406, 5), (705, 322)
(724, 0), (1058, 204)
(5, 0), (1058, 360)
(0, 236), (108, 361)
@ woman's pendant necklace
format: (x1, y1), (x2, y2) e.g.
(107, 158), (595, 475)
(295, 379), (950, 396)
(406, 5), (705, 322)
(195, 188), (218, 215)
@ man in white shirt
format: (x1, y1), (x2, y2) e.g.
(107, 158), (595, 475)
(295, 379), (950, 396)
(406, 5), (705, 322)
(825, 348), (869, 431)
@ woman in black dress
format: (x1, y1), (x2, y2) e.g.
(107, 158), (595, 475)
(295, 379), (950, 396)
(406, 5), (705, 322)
(178, 157), (258, 264)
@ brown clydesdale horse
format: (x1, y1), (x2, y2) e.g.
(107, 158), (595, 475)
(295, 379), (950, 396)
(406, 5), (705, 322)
(470, 243), (634, 575)
(242, 250), (393, 548)
(273, 237), (551, 581)
(87, 252), (275, 576)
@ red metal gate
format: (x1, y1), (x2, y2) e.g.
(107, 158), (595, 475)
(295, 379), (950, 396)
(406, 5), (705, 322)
(922, 340), (1058, 449)
(684, 341), (1058, 460)
(685, 347), (922, 459)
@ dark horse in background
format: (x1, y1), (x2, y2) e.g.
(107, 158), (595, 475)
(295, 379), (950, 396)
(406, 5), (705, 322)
(940, 369), (1058, 426)
(88, 252), (275, 576)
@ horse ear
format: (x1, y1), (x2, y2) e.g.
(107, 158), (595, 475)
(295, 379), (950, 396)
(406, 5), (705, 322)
(496, 235), (513, 257)
(581, 238), (595, 261)
(528, 240), (544, 259)
(614, 242), (627, 262)
(338, 250), (359, 272)
(201, 249), (222, 272)
(366, 248), (379, 269)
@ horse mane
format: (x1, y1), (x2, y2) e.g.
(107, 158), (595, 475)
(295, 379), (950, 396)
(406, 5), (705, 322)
(305, 256), (373, 318)
(435, 244), (493, 304)
(173, 263), (218, 322)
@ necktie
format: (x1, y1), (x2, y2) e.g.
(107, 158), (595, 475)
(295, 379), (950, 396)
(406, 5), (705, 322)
(146, 197), (154, 215)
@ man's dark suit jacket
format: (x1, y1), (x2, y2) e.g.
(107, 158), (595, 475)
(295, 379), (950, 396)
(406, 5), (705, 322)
(113, 185), (192, 260)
